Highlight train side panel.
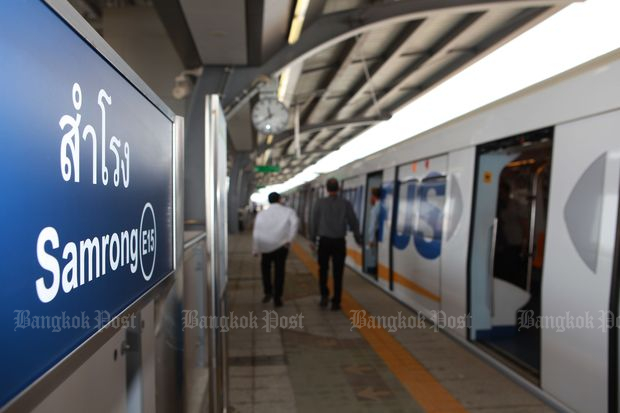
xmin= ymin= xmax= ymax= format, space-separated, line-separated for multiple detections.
xmin=391 ymin=155 xmax=448 ymax=314
xmin=541 ymin=109 xmax=620 ymax=413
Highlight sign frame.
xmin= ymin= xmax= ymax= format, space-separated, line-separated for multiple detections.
xmin=1 ymin=1 xmax=182 ymax=411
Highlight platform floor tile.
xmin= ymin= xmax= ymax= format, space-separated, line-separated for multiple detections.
xmin=227 ymin=234 xmax=555 ymax=413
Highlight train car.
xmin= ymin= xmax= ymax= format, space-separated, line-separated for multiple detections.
xmin=292 ymin=48 xmax=620 ymax=412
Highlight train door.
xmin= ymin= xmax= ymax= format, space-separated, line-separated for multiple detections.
xmin=342 ymin=177 xmax=366 ymax=272
xmin=363 ymin=172 xmax=383 ymax=277
xmin=541 ymin=110 xmax=620 ymax=413
xmin=303 ymin=187 xmax=314 ymax=237
xmin=381 ymin=168 xmax=397 ymax=291
xmin=392 ymin=156 xmax=447 ymax=314
xmin=469 ymin=128 xmax=553 ymax=378
xmin=613 ymin=201 xmax=620 ymax=413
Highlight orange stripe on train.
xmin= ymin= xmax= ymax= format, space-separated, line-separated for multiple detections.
xmin=346 ymin=248 xmax=440 ymax=302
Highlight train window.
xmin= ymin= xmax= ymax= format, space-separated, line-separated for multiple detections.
xmin=413 ymin=175 xmax=446 ymax=259
xmin=393 ymin=179 xmax=417 ymax=250
xmin=393 ymin=174 xmax=446 ymax=255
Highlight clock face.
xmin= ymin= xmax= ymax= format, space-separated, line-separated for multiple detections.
xmin=251 ymin=98 xmax=289 ymax=134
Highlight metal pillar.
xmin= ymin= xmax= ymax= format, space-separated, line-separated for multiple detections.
xmin=204 ymin=95 xmax=228 ymax=413
xmin=227 ymin=152 xmax=251 ymax=234
xmin=240 ymin=170 xmax=255 ymax=207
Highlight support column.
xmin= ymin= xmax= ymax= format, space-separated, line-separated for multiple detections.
xmin=204 ymin=95 xmax=228 ymax=413
xmin=227 ymin=152 xmax=251 ymax=234
xmin=184 ymin=69 xmax=228 ymax=225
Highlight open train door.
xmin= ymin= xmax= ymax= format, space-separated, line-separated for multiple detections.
xmin=469 ymin=129 xmax=553 ymax=379
xmin=363 ymin=172 xmax=383 ymax=277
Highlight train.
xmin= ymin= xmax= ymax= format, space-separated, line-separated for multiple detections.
xmin=287 ymin=48 xmax=620 ymax=412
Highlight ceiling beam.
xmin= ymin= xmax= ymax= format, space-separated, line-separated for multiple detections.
xmin=301 ymin=37 xmax=367 ymax=125
xmin=359 ymin=6 xmax=554 ymax=117
xmin=315 ymin=11 xmax=483 ymax=150
xmin=211 ymin=0 xmax=574 ymax=112
xmin=188 ymin=0 xmax=573 ymax=189
xmin=299 ymin=55 xmax=384 ymax=76
xmin=301 ymin=19 xmax=425 ymax=154
xmin=282 ymin=37 xmax=364 ymax=156
xmin=256 ymin=114 xmax=391 ymax=155
xmin=69 ymin=0 xmax=101 ymax=21
xmin=316 ymin=5 xmax=559 ymax=155
xmin=245 ymin=0 xmax=264 ymax=66
xmin=310 ymin=125 xmax=362 ymax=153
xmin=305 ymin=0 xmax=327 ymax=26
xmin=318 ymin=19 xmax=425 ymax=124
xmin=152 ymin=0 xmax=201 ymax=68
xmin=279 ymin=148 xmax=334 ymax=161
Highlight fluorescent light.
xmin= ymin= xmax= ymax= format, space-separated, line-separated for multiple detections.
xmin=255 ymin=0 xmax=620 ymax=198
xmin=280 ymin=0 xmax=310 ymax=101
xmin=288 ymin=0 xmax=311 ymax=44
xmin=277 ymin=67 xmax=291 ymax=101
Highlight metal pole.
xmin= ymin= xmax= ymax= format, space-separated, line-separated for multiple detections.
xmin=294 ymin=104 xmax=301 ymax=159
xmin=526 ymin=165 xmax=544 ymax=292
xmin=204 ymin=96 xmax=219 ymax=413
xmin=173 ymin=116 xmax=185 ymax=413
xmin=174 ymin=116 xmax=185 ymax=275
xmin=215 ymin=98 xmax=229 ymax=413
xmin=204 ymin=95 xmax=228 ymax=413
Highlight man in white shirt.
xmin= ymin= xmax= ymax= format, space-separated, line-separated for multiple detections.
xmin=252 ymin=192 xmax=299 ymax=307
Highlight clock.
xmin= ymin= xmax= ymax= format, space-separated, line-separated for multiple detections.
xmin=251 ymin=98 xmax=289 ymax=134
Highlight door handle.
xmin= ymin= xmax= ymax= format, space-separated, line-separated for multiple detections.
xmin=488 ymin=218 xmax=498 ymax=317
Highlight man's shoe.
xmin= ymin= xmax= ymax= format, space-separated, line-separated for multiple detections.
xmin=331 ymin=303 xmax=341 ymax=311
xmin=319 ymin=296 xmax=329 ymax=308
xmin=262 ymin=294 xmax=272 ymax=303
xmin=274 ymin=299 xmax=283 ymax=308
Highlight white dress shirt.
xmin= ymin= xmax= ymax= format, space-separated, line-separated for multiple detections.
xmin=252 ymin=203 xmax=299 ymax=254
xmin=367 ymin=202 xmax=382 ymax=243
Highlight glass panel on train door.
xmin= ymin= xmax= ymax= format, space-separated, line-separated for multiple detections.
xmin=469 ymin=128 xmax=553 ymax=379
xmin=363 ymin=172 xmax=383 ymax=277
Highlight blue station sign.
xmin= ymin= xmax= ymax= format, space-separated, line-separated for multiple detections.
xmin=0 ymin=1 xmax=175 ymax=405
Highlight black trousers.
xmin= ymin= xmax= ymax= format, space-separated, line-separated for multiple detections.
xmin=318 ymin=237 xmax=346 ymax=305
xmin=261 ymin=246 xmax=289 ymax=300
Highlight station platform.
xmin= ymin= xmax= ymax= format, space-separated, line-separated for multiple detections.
xmin=227 ymin=234 xmax=554 ymax=413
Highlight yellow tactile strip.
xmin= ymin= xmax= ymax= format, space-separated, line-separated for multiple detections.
xmin=292 ymin=242 xmax=468 ymax=413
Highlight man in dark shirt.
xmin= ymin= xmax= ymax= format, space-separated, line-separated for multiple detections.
xmin=309 ymin=178 xmax=362 ymax=310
